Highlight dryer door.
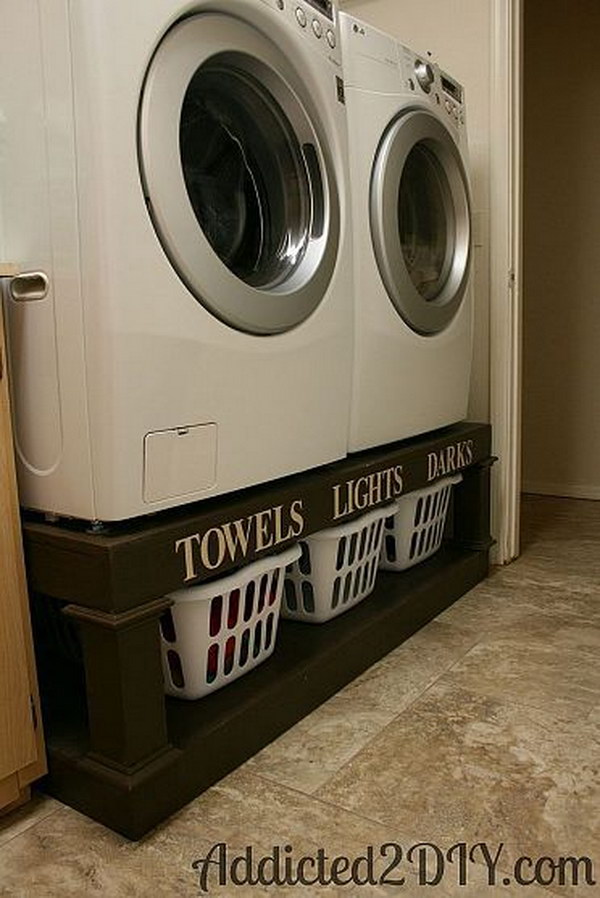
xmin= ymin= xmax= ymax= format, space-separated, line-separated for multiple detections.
xmin=370 ymin=109 xmax=471 ymax=335
xmin=139 ymin=13 xmax=339 ymax=335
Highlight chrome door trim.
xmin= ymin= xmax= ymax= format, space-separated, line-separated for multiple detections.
xmin=370 ymin=109 xmax=471 ymax=335
xmin=138 ymin=12 xmax=339 ymax=335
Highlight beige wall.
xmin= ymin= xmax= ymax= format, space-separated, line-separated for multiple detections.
xmin=341 ymin=0 xmax=493 ymax=422
xmin=522 ymin=0 xmax=600 ymax=498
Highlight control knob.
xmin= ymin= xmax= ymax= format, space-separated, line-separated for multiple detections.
xmin=414 ymin=59 xmax=434 ymax=93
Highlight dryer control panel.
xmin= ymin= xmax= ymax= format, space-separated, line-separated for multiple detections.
xmin=399 ymin=45 xmax=466 ymax=130
xmin=439 ymin=69 xmax=465 ymax=126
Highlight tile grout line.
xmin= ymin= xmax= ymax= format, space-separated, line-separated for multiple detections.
xmin=306 ymin=629 xmax=486 ymax=784
xmin=0 ymin=805 xmax=64 ymax=851
xmin=246 ymin=627 xmax=484 ymax=804
xmin=246 ymin=628 xmax=598 ymax=817
xmin=225 ymin=771 xmax=570 ymax=897
xmin=244 ymin=767 xmax=401 ymax=834
xmin=434 ymin=680 xmax=600 ymax=722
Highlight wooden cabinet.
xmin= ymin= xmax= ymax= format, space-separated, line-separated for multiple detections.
xmin=0 ymin=302 xmax=45 ymax=814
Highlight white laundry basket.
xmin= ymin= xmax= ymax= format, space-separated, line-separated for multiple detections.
xmin=160 ymin=544 xmax=301 ymax=700
xmin=282 ymin=504 xmax=395 ymax=624
xmin=380 ymin=475 xmax=462 ymax=571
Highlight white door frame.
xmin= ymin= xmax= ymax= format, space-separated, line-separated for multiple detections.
xmin=489 ymin=0 xmax=522 ymax=564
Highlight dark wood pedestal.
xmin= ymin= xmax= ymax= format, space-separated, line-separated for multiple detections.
xmin=25 ymin=422 xmax=493 ymax=839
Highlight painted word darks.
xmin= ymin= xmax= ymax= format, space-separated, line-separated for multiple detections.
xmin=427 ymin=439 xmax=474 ymax=482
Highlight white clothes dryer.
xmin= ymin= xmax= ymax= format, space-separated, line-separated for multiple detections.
xmin=0 ymin=0 xmax=352 ymax=522
xmin=340 ymin=13 xmax=473 ymax=452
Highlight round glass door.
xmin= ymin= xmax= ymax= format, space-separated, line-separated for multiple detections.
xmin=139 ymin=14 xmax=339 ymax=335
xmin=180 ymin=64 xmax=311 ymax=290
xmin=398 ymin=143 xmax=454 ymax=301
xmin=371 ymin=109 xmax=471 ymax=335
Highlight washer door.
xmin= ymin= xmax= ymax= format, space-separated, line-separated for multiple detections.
xmin=370 ymin=109 xmax=471 ymax=335
xmin=139 ymin=13 xmax=338 ymax=334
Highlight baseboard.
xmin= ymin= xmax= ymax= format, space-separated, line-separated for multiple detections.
xmin=0 ymin=774 xmax=30 ymax=816
xmin=522 ymin=482 xmax=600 ymax=501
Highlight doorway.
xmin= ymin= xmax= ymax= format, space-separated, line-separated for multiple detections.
xmin=522 ymin=0 xmax=600 ymax=503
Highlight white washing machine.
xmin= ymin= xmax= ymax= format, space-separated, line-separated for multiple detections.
xmin=340 ymin=13 xmax=473 ymax=452
xmin=0 ymin=0 xmax=352 ymax=523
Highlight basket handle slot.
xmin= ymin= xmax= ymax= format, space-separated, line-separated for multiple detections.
xmin=265 ymin=612 xmax=275 ymax=650
xmin=284 ymin=579 xmax=297 ymax=612
xmin=331 ymin=577 xmax=341 ymax=610
xmin=239 ymin=629 xmax=251 ymax=667
xmin=167 ymin=650 xmax=185 ymax=689
xmin=227 ymin=590 xmax=240 ymax=629
xmin=209 ymin=596 xmax=223 ymax=637
xmin=336 ymin=537 xmax=346 ymax=570
xmin=244 ymin=581 xmax=255 ymax=622
xmin=258 ymin=574 xmax=269 ymax=612
xmin=223 ymin=636 xmax=236 ymax=675
xmin=206 ymin=643 xmax=219 ymax=683
xmin=253 ymin=620 xmax=263 ymax=659
xmin=160 ymin=609 xmax=177 ymax=643
xmin=302 ymin=581 xmax=315 ymax=613
xmin=268 ymin=570 xmax=280 ymax=606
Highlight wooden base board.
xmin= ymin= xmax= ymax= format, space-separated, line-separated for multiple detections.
xmin=40 ymin=545 xmax=489 ymax=839
xmin=0 ymin=779 xmax=30 ymax=817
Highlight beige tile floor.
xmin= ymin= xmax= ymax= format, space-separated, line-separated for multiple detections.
xmin=1 ymin=495 xmax=598 ymax=897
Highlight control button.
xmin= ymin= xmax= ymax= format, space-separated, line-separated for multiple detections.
xmin=295 ymin=7 xmax=306 ymax=27
xmin=445 ymin=99 xmax=452 ymax=113
xmin=312 ymin=18 xmax=323 ymax=38
xmin=276 ymin=0 xmax=284 ymax=8
xmin=326 ymin=28 xmax=336 ymax=48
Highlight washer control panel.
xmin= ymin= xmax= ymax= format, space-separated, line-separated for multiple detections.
xmin=305 ymin=0 xmax=334 ymax=20
xmin=274 ymin=0 xmax=340 ymax=64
